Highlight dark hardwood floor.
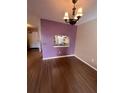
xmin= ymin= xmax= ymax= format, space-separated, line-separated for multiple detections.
xmin=27 ymin=50 xmax=97 ymax=93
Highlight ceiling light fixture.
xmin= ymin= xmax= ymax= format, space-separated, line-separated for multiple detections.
xmin=63 ymin=0 xmax=83 ymax=25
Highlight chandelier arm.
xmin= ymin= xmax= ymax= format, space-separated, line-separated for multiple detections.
xmin=64 ymin=19 xmax=69 ymax=23
xmin=72 ymin=5 xmax=76 ymax=16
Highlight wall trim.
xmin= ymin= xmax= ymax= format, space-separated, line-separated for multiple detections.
xmin=43 ymin=54 xmax=75 ymax=60
xmin=76 ymin=18 xmax=97 ymax=26
xmin=74 ymin=55 xmax=97 ymax=71
xmin=42 ymin=54 xmax=97 ymax=71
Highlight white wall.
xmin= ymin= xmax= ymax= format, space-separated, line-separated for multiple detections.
xmin=75 ymin=19 xmax=97 ymax=69
xmin=27 ymin=14 xmax=42 ymax=51
xmin=27 ymin=32 xmax=40 ymax=48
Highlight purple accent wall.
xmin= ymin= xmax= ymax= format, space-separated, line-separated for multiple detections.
xmin=41 ymin=19 xmax=77 ymax=58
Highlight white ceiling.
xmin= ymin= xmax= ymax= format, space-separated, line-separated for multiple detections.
xmin=27 ymin=0 xmax=97 ymax=25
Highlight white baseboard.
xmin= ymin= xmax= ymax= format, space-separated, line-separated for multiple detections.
xmin=74 ymin=55 xmax=97 ymax=71
xmin=43 ymin=54 xmax=75 ymax=60
xmin=42 ymin=54 xmax=97 ymax=71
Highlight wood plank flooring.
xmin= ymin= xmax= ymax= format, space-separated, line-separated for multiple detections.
xmin=27 ymin=50 xmax=97 ymax=93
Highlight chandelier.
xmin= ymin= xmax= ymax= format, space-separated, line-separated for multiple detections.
xmin=63 ymin=0 xmax=83 ymax=25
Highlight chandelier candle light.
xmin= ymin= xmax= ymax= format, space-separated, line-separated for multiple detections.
xmin=63 ymin=0 xmax=83 ymax=25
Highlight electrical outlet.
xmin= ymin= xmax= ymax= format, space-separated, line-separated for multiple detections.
xmin=91 ymin=58 xmax=94 ymax=62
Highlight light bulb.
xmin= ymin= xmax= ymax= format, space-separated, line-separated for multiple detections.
xmin=63 ymin=12 xmax=69 ymax=19
xmin=77 ymin=8 xmax=83 ymax=17
xmin=78 ymin=8 xmax=82 ymax=13
xmin=27 ymin=24 xmax=33 ymax=28
xmin=74 ymin=16 xmax=78 ymax=19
